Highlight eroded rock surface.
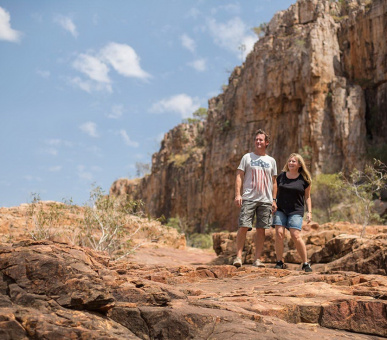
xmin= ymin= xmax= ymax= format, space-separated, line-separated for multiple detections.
xmin=213 ymin=222 xmax=387 ymax=275
xmin=1 ymin=239 xmax=386 ymax=339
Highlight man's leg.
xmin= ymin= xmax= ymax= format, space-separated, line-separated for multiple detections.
xmin=253 ymin=202 xmax=272 ymax=262
xmin=234 ymin=200 xmax=254 ymax=267
xmin=236 ymin=227 xmax=249 ymax=259
xmin=254 ymin=228 xmax=266 ymax=260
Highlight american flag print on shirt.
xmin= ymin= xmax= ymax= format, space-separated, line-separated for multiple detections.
xmin=251 ymin=159 xmax=271 ymax=194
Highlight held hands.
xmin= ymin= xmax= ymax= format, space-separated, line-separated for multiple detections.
xmin=234 ymin=195 xmax=242 ymax=207
xmin=272 ymin=201 xmax=277 ymax=213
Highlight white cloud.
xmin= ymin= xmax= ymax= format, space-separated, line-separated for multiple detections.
xmin=207 ymin=17 xmax=257 ymax=59
xmin=188 ymin=58 xmax=207 ymax=72
xmin=36 ymin=69 xmax=50 ymax=79
xmin=119 ymin=130 xmax=139 ymax=147
xmin=77 ymin=165 xmax=93 ymax=181
xmin=46 ymin=139 xmax=73 ymax=147
xmin=40 ymin=139 xmax=73 ymax=157
xmin=72 ymin=54 xmax=110 ymax=83
xmin=210 ymin=4 xmax=241 ymax=15
xmin=0 ymin=6 xmax=22 ymax=42
xmin=0 ymin=179 xmax=11 ymax=187
xmin=92 ymin=14 xmax=99 ymax=25
xmin=107 ymin=104 xmax=123 ymax=119
xmin=100 ymin=42 xmax=150 ymax=79
xmin=150 ymin=94 xmax=201 ymax=118
xmin=69 ymin=76 xmax=112 ymax=93
xmin=71 ymin=42 xmax=149 ymax=93
xmin=180 ymin=34 xmax=196 ymax=53
xmin=48 ymin=166 xmax=62 ymax=172
xmin=86 ymin=146 xmax=103 ymax=157
xmin=242 ymin=35 xmax=257 ymax=57
xmin=79 ymin=121 xmax=99 ymax=138
xmin=42 ymin=147 xmax=58 ymax=156
xmin=187 ymin=8 xmax=200 ymax=19
xmin=23 ymin=175 xmax=42 ymax=182
xmin=91 ymin=165 xmax=102 ymax=172
xmin=54 ymin=15 xmax=78 ymax=38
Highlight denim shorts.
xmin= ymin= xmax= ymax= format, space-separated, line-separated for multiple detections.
xmin=273 ymin=210 xmax=303 ymax=230
xmin=238 ymin=200 xmax=272 ymax=230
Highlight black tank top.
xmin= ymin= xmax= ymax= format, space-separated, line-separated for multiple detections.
xmin=276 ymin=172 xmax=309 ymax=216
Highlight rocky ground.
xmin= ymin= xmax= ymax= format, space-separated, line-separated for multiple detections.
xmin=0 ymin=204 xmax=386 ymax=339
xmin=0 ymin=240 xmax=386 ymax=339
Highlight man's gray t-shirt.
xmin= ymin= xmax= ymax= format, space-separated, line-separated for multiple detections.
xmin=237 ymin=153 xmax=277 ymax=203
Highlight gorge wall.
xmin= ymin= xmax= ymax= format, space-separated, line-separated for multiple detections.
xmin=110 ymin=0 xmax=387 ymax=232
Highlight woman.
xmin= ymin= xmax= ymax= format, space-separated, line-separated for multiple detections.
xmin=272 ymin=153 xmax=312 ymax=272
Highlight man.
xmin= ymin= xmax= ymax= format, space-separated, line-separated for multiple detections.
xmin=233 ymin=129 xmax=277 ymax=268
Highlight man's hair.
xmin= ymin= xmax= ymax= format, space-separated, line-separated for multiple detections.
xmin=254 ymin=129 xmax=270 ymax=143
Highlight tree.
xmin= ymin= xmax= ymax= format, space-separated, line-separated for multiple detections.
xmin=238 ymin=44 xmax=246 ymax=60
xmin=340 ymin=160 xmax=387 ymax=237
xmin=135 ymin=162 xmax=151 ymax=177
xmin=192 ymin=108 xmax=208 ymax=121
xmin=252 ymin=23 xmax=268 ymax=38
xmin=312 ymin=174 xmax=343 ymax=223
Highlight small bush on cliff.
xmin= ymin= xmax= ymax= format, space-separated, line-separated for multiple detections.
xmin=252 ymin=22 xmax=267 ymax=38
xmin=339 ymin=159 xmax=387 ymax=236
xmin=26 ymin=185 xmax=146 ymax=257
xmin=193 ymin=107 xmax=208 ymax=121
xmin=168 ymin=153 xmax=190 ymax=168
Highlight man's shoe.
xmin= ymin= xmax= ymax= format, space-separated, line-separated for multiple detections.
xmin=233 ymin=257 xmax=242 ymax=268
xmin=252 ymin=259 xmax=266 ymax=268
xmin=302 ymin=262 xmax=313 ymax=272
xmin=274 ymin=260 xmax=285 ymax=269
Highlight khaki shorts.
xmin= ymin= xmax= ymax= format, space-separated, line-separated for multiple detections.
xmin=238 ymin=200 xmax=272 ymax=230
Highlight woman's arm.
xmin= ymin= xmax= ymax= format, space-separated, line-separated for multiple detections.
xmin=305 ymin=184 xmax=312 ymax=223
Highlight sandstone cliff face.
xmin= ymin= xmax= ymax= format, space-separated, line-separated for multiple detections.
xmin=111 ymin=0 xmax=387 ymax=231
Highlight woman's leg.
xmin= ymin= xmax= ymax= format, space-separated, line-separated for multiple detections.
xmin=275 ymin=225 xmax=286 ymax=261
xmin=289 ymin=228 xmax=307 ymax=263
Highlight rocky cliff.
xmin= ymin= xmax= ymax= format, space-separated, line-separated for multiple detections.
xmin=110 ymin=0 xmax=387 ymax=231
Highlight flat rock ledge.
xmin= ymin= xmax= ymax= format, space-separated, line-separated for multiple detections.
xmin=0 ymin=240 xmax=386 ymax=339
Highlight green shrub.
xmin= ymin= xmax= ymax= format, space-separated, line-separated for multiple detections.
xmin=166 ymin=217 xmax=214 ymax=249
xmin=311 ymin=173 xmax=344 ymax=223
xmin=189 ymin=233 xmax=213 ymax=249
xmin=27 ymin=194 xmax=67 ymax=241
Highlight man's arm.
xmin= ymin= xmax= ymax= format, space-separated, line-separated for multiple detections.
xmin=234 ymin=169 xmax=244 ymax=207
xmin=272 ymin=175 xmax=277 ymax=212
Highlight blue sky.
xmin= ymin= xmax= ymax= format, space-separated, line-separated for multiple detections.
xmin=0 ymin=0 xmax=294 ymax=207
